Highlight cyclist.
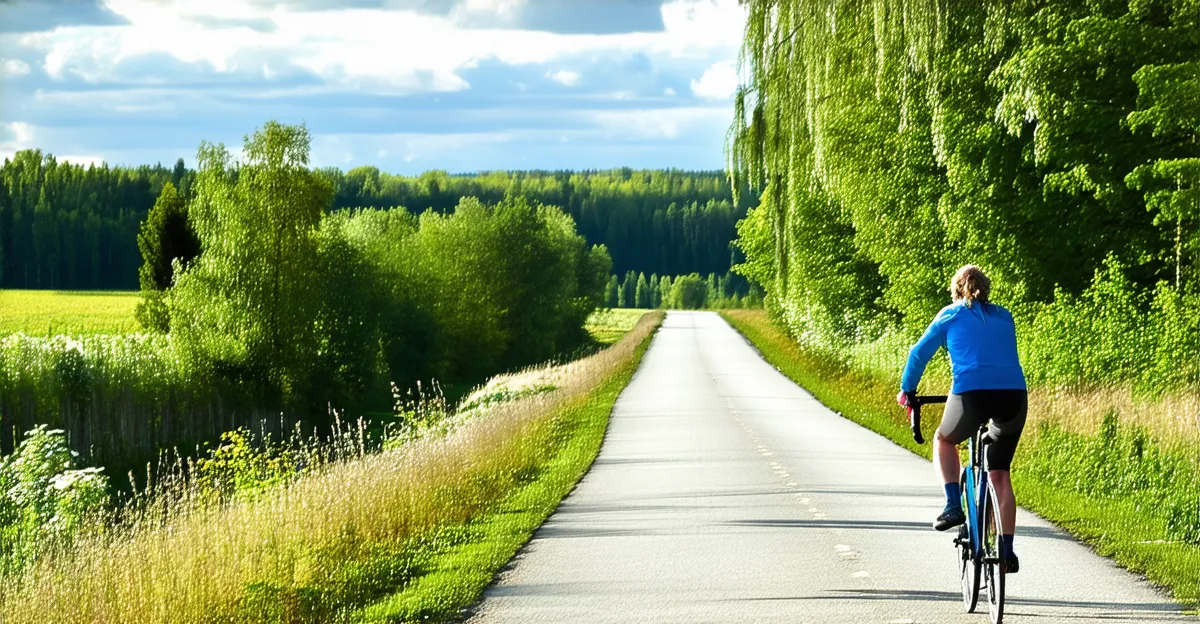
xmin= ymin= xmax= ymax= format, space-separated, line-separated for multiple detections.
xmin=896 ymin=265 xmax=1026 ymax=573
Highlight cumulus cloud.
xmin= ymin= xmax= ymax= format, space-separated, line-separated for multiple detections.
xmin=0 ymin=121 xmax=36 ymax=161
xmin=16 ymin=0 xmax=742 ymax=93
xmin=690 ymin=59 xmax=736 ymax=100
xmin=3 ymin=0 xmax=746 ymax=170
xmin=1 ymin=59 xmax=31 ymax=76
xmin=545 ymin=70 xmax=580 ymax=86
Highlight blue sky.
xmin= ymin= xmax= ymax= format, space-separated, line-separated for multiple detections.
xmin=0 ymin=0 xmax=744 ymax=173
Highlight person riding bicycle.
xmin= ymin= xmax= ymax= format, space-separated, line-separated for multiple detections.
xmin=896 ymin=265 xmax=1027 ymax=573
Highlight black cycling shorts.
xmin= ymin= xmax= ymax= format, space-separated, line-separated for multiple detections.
xmin=937 ymin=389 xmax=1027 ymax=471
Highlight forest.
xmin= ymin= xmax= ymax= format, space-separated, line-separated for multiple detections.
xmin=729 ymin=0 xmax=1200 ymax=395
xmin=0 ymin=156 xmax=754 ymax=290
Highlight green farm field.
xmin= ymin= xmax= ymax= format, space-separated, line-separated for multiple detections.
xmin=0 ymin=290 xmax=140 ymax=336
xmin=0 ymin=291 xmax=644 ymax=346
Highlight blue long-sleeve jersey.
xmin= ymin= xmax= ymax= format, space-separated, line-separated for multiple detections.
xmin=900 ymin=301 xmax=1027 ymax=394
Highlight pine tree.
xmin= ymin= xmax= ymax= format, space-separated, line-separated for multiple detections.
xmin=136 ymin=182 xmax=200 ymax=332
xmin=605 ymin=274 xmax=619 ymax=308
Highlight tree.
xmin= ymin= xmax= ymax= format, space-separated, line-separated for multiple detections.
xmin=171 ymin=121 xmax=332 ymax=406
xmin=31 ymin=188 xmax=57 ymax=288
xmin=669 ymin=273 xmax=707 ymax=310
xmin=135 ymin=182 xmax=200 ymax=332
xmin=1126 ymin=61 xmax=1200 ymax=292
xmin=635 ymin=272 xmax=650 ymax=308
xmin=605 ymin=274 xmax=619 ymax=308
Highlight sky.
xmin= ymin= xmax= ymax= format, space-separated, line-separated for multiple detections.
xmin=0 ymin=0 xmax=745 ymax=174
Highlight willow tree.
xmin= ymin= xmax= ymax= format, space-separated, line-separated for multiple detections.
xmin=728 ymin=0 xmax=1197 ymax=357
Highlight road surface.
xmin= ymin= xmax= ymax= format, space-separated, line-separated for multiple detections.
xmin=469 ymin=311 xmax=1193 ymax=623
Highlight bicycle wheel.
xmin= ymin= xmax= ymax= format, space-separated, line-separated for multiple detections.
xmin=958 ymin=473 xmax=980 ymax=612
xmin=984 ymin=482 xmax=1005 ymax=624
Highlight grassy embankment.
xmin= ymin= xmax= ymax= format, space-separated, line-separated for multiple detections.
xmin=722 ymin=309 xmax=1200 ymax=612
xmin=0 ymin=289 xmax=139 ymax=335
xmin=0 ymin=310 xmax=663 ymax=623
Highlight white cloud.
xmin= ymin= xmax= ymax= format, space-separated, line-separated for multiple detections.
xmin=15 ymin=0 xmax=744 ymax=95
xmin=2 ymin=59 xmax=31 ymax=76
xmin=546 ymin=70 xmax=580 ymax=87
xmin=690 ymin=59 xmax=736 ymax=100
xmin=664 ymin=87 xmax=677 ymax=96
xmin=451 ymin=0 xmax=527 ymax=25
xmin=0 ymin=121 xmax=35 ymax=162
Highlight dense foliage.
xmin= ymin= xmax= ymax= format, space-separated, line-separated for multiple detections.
xmin=0 ymin=123 xmax=610 ymax=466
xmin=729 ymin=0 xmax=1200 ymax=395
xmin=0 ymin=154 xmax=754 ymax=288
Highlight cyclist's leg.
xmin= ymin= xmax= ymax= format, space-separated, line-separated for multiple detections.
xmin=984 ymin=390 xmax=1027 ymax=567
xmin=933 ymin=394 xmax=977 ymax=529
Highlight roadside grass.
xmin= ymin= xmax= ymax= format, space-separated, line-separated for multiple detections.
xmin=0 ymin=311 xmax=663 ymax=624
xmin=0 ymin=289 xmax=139 ymax=335
xmin=721 ymin=309 xmax=1200 ymax=613
xmin=585 ymin=308 xmax=651 ymax=345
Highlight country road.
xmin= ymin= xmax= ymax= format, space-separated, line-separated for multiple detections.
xmin=468 ymin=311 xmax=1193 ymax=624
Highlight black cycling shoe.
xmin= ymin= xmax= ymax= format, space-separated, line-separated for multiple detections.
xmin=1002 ymin=555 xmax=1020 ymax=574
xmin=934 ymin=507 xmax=966 ymax=531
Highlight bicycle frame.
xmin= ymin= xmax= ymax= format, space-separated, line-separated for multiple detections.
xmin=962 ymin=426 xmax=990 ymax=560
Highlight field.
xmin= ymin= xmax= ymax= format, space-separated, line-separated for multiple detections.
xmin=721 ymin=309 xmax=1200 ymax=611
xmin=0 ymin=290 xmax=139 ymax=335
xmin=0 ymin=292 xmax=646 ymax=346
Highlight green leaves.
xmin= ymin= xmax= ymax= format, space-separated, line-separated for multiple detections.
xmin=731 ymin=0 xmax=1200 ymax=391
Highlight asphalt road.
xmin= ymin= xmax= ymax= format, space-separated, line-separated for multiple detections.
xmin=468 ymin=311 xmax=1193 ymax=624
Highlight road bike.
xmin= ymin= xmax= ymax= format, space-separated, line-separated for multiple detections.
xmin=907 ymin=394 xmax=1007 ymax=624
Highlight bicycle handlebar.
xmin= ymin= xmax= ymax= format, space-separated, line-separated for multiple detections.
xmin=906 ymin=395 xmax=947 ymax=445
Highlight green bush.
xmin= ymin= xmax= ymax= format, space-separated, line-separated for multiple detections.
xmin=0 ymin=425 xmax=108 ymax=575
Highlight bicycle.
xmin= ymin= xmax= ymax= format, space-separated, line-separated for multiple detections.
xmin=906 ymin=394 xmax=1006 ymax=624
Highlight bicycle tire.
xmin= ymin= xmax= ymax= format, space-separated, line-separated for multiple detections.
xmin=959 ymin=472 xmax=980 ymax=612
xmin=984 ymin=481 xmax=1006 ymax=624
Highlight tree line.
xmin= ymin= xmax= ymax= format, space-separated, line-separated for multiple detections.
xmin=605 ymin=270 xmax=763 ymax=310
xmin=0 ymin=153 xmax=191 ymax=289
xmin=0 ymin=156 xmax=755 ymax=290
xmin=729 ymin=0 xmax=1200 ymax=394
xmin=0 ymin=123 xmax=609 ymax=466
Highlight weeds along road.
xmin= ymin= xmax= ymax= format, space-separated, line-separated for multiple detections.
xmin=468 ymin=311 xmax=1194 ymax=624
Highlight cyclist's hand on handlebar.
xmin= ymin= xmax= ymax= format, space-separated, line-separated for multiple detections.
xmin=896 ymin=390 xmax=910 ymax=408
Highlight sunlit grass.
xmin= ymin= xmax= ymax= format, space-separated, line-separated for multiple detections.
xmin=0 ymin=310 xmax=662 ymax=624
xmin=585 ymin=308 xmax=650 ymax=345
xmin=0 ymin=289 xmax=139 ymax=336
xmin=722 ymin=309 xmax=1200 ymax=611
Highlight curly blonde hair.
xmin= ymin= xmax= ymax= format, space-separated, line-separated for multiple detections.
xmin=951 ymin=265 xmax=991 ymax=308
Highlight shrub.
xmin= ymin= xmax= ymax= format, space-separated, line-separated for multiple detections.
xmin=0 ymin=425 xmax=108 ymax=575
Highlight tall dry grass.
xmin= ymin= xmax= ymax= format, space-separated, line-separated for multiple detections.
xmin=0 ymin=312 xmax=662 ymax=624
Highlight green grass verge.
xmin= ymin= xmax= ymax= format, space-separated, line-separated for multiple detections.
xmin=0 ymin=289 xmax=139 ymax=335
xmin=721 ymin=309 xmax=1200 ymax=613
xmin=584 ymin=308 xmax=652 ymax=345
xmin=351 ymin=312 xmax=661 ymax=623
